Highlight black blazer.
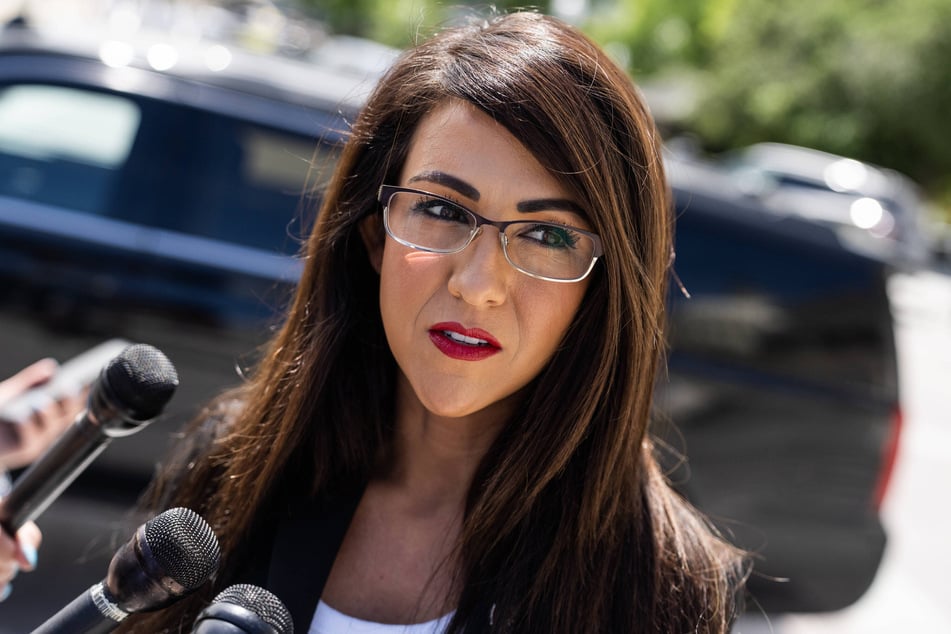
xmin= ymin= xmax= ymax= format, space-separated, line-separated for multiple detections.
xmin=241 ymin=482 xmax=495 ymax=633
xmin=240 ymin=482 xmax=364 ymax=632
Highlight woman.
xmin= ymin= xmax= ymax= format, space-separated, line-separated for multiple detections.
xmin=124 ymin=11 xmax=748 ymax=633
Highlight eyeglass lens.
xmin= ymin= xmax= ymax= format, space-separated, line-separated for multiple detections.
xmin=383 ymin=190 xmax=598 ymax=281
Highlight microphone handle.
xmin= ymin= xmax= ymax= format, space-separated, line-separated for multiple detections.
xmin=31 ymin=583 xmax=124 ymax=634
xmin=0 ymin=414 xmax=110 ymax=533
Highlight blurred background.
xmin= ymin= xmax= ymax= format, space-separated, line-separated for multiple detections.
xmin=0 ymin=0 xmax=948 ymax=632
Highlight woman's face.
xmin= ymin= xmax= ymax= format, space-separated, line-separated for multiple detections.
xmin=373 ymin=99 xmax=592 ymax=420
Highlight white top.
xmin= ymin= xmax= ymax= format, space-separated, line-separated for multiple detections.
xmin=309 ymin=600 xmax=454 ymax=634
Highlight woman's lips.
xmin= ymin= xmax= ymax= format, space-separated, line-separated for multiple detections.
xmin=429 ymin=322 xmax=501 ymax=361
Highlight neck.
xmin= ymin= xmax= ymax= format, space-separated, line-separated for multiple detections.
xmin=381 ymin=373 xmax=512 ymax=511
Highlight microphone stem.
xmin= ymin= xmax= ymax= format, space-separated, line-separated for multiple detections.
xmin=30 ymin=584 xmax=124 ymax=634
xmin=0 ymin=416 xmax=110 ymax=533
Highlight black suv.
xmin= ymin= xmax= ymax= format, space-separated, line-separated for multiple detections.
xmin=0 ymin=19 xmax=900 ymax=630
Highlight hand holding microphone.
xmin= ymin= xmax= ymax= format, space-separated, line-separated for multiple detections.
xmin=0 ymin=358 xmax=85 ymax=472
xmin=0 ymin=339 xmax=133 ymax=471
xmin=0 ymin=343 xmax=179 ymax=534
xmin=32 ymin=506 xmax=221 ymax=633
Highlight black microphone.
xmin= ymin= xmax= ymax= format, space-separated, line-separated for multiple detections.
xmin=191 ymin=584 xmax=294 ymax=634
xmin=0 ymin=343 xmax=178 ymax=533
xmin=32 ymin=506 xmax=221 ymax=633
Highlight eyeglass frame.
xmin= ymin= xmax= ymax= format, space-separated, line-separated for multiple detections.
xmin=377 ymin=184 xmax=604 ymax=283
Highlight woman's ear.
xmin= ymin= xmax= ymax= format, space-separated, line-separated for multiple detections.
xmin=359 ymin=214 xmax=385 ymax=274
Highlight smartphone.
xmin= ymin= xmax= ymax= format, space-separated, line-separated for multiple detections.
xmin=0 ymin=338 xmax=132 ymax=426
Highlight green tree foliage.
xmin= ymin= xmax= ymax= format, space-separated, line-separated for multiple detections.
xmin=584 ymin=0 xmax=731 ymax=75
xmin=685 ymin=0 xmax=951 ymax=203
xmin=296 ymin=0 xmax=551 ymax=48
xmin=295 ymin=0 xmax=950 ymax=210
xmin=301 ymin=0 xmax=376 ymax=37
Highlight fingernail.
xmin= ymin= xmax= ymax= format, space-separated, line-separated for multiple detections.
xmin=22 ymin=543 xmax=37 ymax=569
xmin=0 ymin=583 xmax=11 ymax=602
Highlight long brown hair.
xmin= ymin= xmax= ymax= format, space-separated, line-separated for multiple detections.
xmin=126 ymin=11 xmax=747 ymax=633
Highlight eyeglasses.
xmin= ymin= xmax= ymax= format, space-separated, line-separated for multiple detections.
xmin=378 ymin=185 xmax=603 ymax=283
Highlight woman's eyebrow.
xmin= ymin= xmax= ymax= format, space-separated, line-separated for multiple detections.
xmin=517 ymin=198 xmax=587 ymax=216
xmin=407 ymin=171 xmax=586 ymax=217
xmin=407 ymin=171 xmax=480 ymax=201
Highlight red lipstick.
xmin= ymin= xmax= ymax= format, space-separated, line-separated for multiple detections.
xmin=429 ymin=322 xmax=501 ymax=361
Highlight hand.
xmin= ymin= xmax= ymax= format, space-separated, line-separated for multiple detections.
xmin=0 ymin=521 xmax=40 ymax=602
xmin=0 ymin=359 xmax=87 ymax=470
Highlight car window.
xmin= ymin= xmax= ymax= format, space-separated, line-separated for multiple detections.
xmin=118 ymin=102 xmax=338 ymax=257
xmin=0 ymin=79 xmax=341 ymax=258
xmin=177 ymin=119 xmax=332 ymax=254
xmin=0 ymin=84 xmax=140 ymax=214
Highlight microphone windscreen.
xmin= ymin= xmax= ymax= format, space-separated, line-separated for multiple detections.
xmin=209 ymin=584 xmax=294 ymax=634
xmin=105 ymin=344 xmax=179 ymax=420
xmin=145 ymin=507 xmax=221 ymax=592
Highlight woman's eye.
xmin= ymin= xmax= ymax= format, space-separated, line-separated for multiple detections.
xmin=413 ymin=198 xmax=470 ymax=223
xmin=521 ymin=224 xmax=579 ymax=249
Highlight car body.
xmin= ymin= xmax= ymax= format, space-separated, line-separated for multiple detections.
xmin=719 ymin=142 xmax=933 ymax=267
xmin=0 ymin=19 xmax=900 ymax=629
xmin=663 ymin=155 xmax=900 ymax=613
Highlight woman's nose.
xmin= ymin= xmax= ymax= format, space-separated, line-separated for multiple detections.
xmin=447 ymin=229 xmax=511 ymax=306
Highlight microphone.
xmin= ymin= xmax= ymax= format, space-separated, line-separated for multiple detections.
xmin=32 ymin=506 xmax=220 ymax=633
xmin=0 ymin=343 xmax=178 ymax=533
xmin=191 ymin=584 xmax=294 ymax=634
